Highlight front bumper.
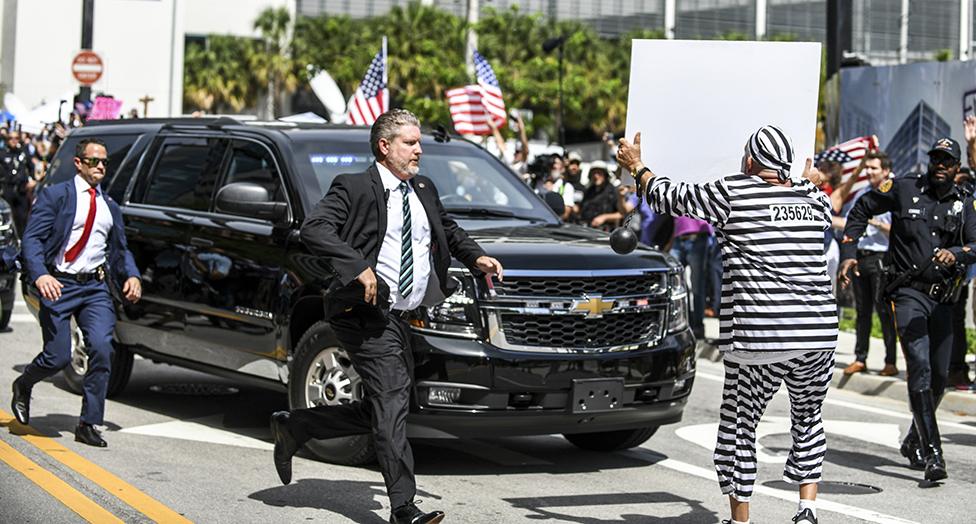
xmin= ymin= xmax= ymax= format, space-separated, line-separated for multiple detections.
xmin=405 ymin=328 xmax=697 ymax=438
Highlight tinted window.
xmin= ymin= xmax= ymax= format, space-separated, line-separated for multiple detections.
xmin=106 ymin=135 xmax=148 ymax=202
xmin=141 ymin=138 xmax=226 ymax=211
xmin=46 ymin=134 xmax=141 ymax=187
xmin=294 ymin=140 xmax=556 ymax=223
xmin=221 ymin=140 xmax=284 ymax=203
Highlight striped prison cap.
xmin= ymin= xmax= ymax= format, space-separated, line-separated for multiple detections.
xmin=748 ymin=125 xmax=794 ymax=182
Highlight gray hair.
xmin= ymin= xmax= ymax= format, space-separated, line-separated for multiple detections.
xmin=370 ymin=108 xmax=421 ymax=158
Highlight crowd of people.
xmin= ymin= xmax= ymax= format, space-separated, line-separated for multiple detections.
xmin=489 ymin=119 xmax=976 ymax=393
xmin=0 ymin=118 xmax=80 ymax=236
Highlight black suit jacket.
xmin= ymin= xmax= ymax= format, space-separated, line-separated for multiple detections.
xmin=301 ymin=163 xmax=486 ymax=320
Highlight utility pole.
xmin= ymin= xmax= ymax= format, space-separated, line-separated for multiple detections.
xmin=139 ymin=95 xmax=155 ymax=118
xmin=79 ymin=0 xmax=94 ymax=104
xmin=826 ymin=0 xmax=853 ymax=79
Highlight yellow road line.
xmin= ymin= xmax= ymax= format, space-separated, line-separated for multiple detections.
xmin=1 ymin=411 xmax=192 ymax=524
xmin=0 ymin=436 xmax=124 ymax=523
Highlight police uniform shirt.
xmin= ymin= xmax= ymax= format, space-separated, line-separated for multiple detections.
xmin=645 ymin=173 xmax=838 ymax=359
xmin=55 ymin=175 xmax=114 ymax=274
xmin=842 ymin=174 xmax=976 ymax=282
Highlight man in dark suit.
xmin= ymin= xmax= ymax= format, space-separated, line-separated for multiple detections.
xmin=10 ymin=137 xmax=141 ymax=447
xmin=270 ymin=109 xmax=503 ymax=524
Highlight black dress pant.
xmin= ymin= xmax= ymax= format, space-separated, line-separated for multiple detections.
xmin=852 ymin=251 xmax=897 ymax=365
xmin=288 ymin=313 xmax=416 ymax=509
xmin=890 ymin=287 xmax=952 ymax=393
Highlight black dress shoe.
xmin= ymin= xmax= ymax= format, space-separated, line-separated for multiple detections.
xmin=11 ymin=376 xmax=31 ymax=425
xmin=75 ymin=423 xmax=107 ymax=447
xmin=390 ymin=502 xmax=444 ymax=524
xmin=270 ymin=411 xmax=301 ymax=485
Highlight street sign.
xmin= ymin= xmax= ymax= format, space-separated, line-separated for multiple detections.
xmin=71 ymin=50 xmax=103 ymax=85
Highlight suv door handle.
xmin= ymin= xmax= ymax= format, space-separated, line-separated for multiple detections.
xmin=190 ymin=237 xmax=214 ymax=248
xmin=124 ymin=226 xmax=139 ymax=236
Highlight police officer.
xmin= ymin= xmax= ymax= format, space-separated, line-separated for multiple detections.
xmin=0 ymin=130 xmax=35 ymax=237
xmin=839 ymin=137 xmax=976 ymax=483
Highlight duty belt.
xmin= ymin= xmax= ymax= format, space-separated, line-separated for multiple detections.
xmin=907 ymin=280 xmax=948 ymax=298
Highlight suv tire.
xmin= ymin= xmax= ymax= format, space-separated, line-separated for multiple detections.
xmin=289 ymin=320 xmax=376 ymax=466
xmin=563 ymin=426 xmax=659 ymax=452
xmin=62 ymin=321 xmax=134 ymax=398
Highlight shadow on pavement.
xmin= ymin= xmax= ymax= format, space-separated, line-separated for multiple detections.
xmin=249 ymin=478 xmax=440 ymax=523
xmin=503 ymin=491 xmax=718 ymax=523
xmin=411 ymin=435 xmax=668 ymax=476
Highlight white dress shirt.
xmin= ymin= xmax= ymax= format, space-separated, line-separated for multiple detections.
xmin=375 ymin=163 xmax=432 ymax=311
xmin=56 ymin=175 xmax=114 ymax=274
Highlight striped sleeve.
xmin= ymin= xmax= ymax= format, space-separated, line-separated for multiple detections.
xmin=793 ymin=179 xmax=832 ymax=231
xmin=645 ymin=175 xmax=732 ymax=228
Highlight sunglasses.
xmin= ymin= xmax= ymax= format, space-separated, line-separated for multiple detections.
xmin=78 ymin=156 xmax=109 ymax=167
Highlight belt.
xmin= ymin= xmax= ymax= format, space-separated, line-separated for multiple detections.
xmin=908 ymin=280 xmax=946 ymax=297
xmin=856 ymin=250 xmax=884 ymax=258
xmin=50 ymin=267 xmax=105 ymax=283
xmin=392 ymin=308 xmax=421 ymax=321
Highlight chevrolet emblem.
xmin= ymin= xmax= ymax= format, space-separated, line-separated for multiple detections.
xmin=571 ymin=296 xmax=616 ymax=318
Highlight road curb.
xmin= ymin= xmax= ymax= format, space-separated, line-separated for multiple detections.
xmin=695 ymin=342 xmax=976 ymax=416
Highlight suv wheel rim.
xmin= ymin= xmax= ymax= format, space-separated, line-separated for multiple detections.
xmin=70 ymin=321 xmax=88 ymax=376
xmin=305 ymin=347 xmax=360 ymax=408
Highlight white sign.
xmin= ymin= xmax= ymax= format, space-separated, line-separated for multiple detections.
xmin=624 ymin=40 xmax=822 ymax=183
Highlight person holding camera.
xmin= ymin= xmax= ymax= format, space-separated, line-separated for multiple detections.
xmin=839 ymin=136 xmax=976 ymax=483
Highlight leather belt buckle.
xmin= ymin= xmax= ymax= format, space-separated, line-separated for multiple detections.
xmin=96 ymin=266 xmax=105 ymax=282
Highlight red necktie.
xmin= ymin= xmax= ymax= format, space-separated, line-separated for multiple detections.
xmin=64 ymin=188 xmax=97 ymax=263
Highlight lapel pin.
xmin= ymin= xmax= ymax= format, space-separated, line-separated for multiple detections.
xmin=418 ymin=182 xmax=425 ymax=188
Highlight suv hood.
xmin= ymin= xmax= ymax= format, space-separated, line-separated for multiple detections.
xmin=460 ymin=222 xmax=673 ymax=271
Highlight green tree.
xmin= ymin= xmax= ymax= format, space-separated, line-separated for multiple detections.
xmin=253 ymin=7 xmax=298 ymax=118
xmin=183 ymin=35 xmax=257 ymax=114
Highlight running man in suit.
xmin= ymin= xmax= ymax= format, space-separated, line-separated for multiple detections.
xmin=11 ymin=137 xmax=141 ymax=447
xmin=270 ymin=109 xmax=503 ymax=524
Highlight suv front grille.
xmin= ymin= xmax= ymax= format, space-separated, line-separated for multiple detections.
xmin=500 ymin=311 xmax=665 ymax=349
xmin=493 ymin=275 xmax=665 ymax=297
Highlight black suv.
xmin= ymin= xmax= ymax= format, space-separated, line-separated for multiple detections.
xmin=26 ymin=118 xmax=696 ymax=464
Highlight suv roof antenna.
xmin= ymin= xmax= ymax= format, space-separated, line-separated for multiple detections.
xmin=432 ymin=124 xmax=451 ymax=143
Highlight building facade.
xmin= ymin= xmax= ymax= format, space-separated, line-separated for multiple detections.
xmin=0 ymin=0 xmax=295 ymax=119
xmin=297 ymin=0 xmax=974 ymax=65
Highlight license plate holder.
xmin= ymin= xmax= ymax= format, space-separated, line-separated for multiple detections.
xmin=571 ymin=378 xmax=624 ymax=414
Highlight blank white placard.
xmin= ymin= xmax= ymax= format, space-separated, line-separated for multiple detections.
xmin=624 ymin=39 xmax=821 ymax=184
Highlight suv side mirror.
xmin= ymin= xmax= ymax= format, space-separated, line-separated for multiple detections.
xmin=215 ymin=182 xmax=288 ymax=222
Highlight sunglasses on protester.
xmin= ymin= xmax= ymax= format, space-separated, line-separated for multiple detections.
xmin=77 ymin=156 xmax=109 ymax=167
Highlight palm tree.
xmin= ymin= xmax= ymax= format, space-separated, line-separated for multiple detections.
xmin=184 ymin=35 xmax=256 ymax=114
xmin=253 ymin=7 xmax=297 ymax=118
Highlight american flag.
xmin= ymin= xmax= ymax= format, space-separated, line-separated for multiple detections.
xmin=447 ymin=50 xmax=506 ymax=135
xmin=345 ymin=43 xmax=388 ymax=126
xmin=815 ymin=135 xmax=880 ymax=204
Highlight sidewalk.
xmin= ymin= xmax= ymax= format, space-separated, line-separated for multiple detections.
xmin=697 ymin=317 xmax=976 ymax=416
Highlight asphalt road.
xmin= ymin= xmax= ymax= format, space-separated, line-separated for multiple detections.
xmin=1 ymin=296 xmax=974 ymax=523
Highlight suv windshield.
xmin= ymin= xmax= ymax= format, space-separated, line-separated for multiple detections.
xmin=293 ymin=138 xmax=558 ymax=224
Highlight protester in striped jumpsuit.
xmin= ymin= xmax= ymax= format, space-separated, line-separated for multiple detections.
xmin=617 ymin=126 xmax=838 ymax=524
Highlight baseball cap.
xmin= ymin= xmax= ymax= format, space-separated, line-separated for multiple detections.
xmin=928 ymin=137 xmax=961 ymax=160
xmin=567 ymin=151 xmax=582 ymax=163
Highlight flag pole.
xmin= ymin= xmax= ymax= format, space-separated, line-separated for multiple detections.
xmin=382 ymin=36 xmax=388 ymax=111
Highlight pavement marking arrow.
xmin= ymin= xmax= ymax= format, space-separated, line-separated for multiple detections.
xmin=120 ymin=415 xmax=273 ymax=450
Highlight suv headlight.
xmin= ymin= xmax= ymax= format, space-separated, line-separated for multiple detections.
xmin=668 ymin=270 xmax=689 ymax=333
xmin=420 ymin=272 xmax=480 ymax=337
